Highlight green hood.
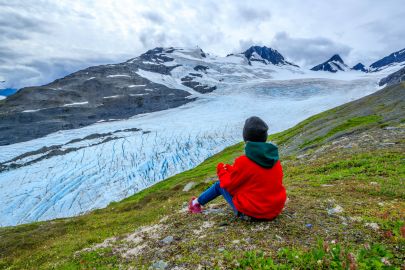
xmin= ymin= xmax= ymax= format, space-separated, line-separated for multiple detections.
xmin=245 ymin=141 xmax=279 ymax=168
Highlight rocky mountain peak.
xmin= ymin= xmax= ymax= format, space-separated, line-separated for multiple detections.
xmin=351 ymin=63 xmax=368 ymax=72
xmin=311 ymin=54 xmax=349 ymax=73
xmin=328 ymin=54 xmax=344 ymax=63
xmin=242 ymin=45 xmax=293 ymax=66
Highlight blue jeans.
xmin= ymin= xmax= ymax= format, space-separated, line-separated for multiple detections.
xmin=197 ymin=181 xmax=237 ymax=214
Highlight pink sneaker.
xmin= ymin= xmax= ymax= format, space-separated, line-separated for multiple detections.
xmin=188 ymin=196 xmax=202 ymax=213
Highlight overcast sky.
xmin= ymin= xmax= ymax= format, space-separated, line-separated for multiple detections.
xmin=0 ymin=0 xmax=404 ymax=89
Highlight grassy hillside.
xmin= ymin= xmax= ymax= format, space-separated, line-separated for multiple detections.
xmin=0 ymin=83 xmax=404 ymax=269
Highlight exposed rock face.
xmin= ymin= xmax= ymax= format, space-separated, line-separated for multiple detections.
xmin=311 ymin=54 xmax=350 ymax=73
xmin=193 ymin=65 xmax=209 ymax=72
xmin=370 ymin=48 xmax=405 ymax=71
xmin=379 ymin=66 xmax=405 ymax=86
xmin=181 ymin=75 xmax=216 ymax=94
xmin=242 ymin=46 xmax=298 ymax=66
xmin=351 ymin=63 xmax=368 ymax=72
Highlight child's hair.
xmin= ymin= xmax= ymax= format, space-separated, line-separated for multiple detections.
xmin=243 ymin=116 xmax=268 ymax=142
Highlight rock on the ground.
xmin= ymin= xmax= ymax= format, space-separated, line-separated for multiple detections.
xmin=182 ymin=182 xmax=196 ymax=192
xmin=327 ymin=205 xmax=344 ymax=215
xmin=150 ymin=260 xmax=168 ymax=270
xmin=161 ymin=235 xmax=174 ymax=245
xmin=365 ymin=222 xmax=380 ymax=231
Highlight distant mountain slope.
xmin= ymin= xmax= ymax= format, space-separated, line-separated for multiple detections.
xmin=379 ymin=66 xmax=405 ymax=86
xmin=369 ymin=48 xmax=405 ymax=71
xmin=311 ymin=54 xmax=350 ymax=72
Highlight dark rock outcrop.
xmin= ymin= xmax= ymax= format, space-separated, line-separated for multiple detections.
xmin=242 ymin=46 xmax=298 ymax=66
xmin=181 ymin=75 xmax=216 ymax=94
xmin=193 ymin=65 xmax=209 ymax=72
xmin=311 ymin=54 xmax=349 ymax=73
xmin=379 ymin=66 xmax=405 ymax=86
xmin=351 ymin=63 xmax=368 ymax=72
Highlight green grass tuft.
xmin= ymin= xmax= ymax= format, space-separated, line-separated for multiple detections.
xmin=301 ymin=115 xmax=382 ymax=148
xmin=233 ymin=241 xmax=399 ymax=270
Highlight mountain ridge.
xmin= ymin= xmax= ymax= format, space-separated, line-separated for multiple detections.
xmin=310 ymin=54 xmax=350 ymax=73
xmin=370 ymin=48 xmax=405 ymax=71
xmin=2 ymin=46 xmax=405 ymax=92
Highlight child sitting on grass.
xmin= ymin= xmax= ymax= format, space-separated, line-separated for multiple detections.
xmin=188 ymin=116 xmax=286 ymax=220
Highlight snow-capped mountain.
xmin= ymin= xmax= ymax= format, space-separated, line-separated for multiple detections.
xmin=237 ymin=46 xmax=298 ymax=66
xmin=369 ymin=48 xmax=405 ymax=72
xmin=311 ymin=54 xmax=350 ymax=73
xmin=0 ymin=46 xmax=305 ymax=145
xmin=351 ymin=63 xmax=368 ymax=72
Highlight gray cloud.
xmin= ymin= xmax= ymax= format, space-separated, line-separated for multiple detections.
xmin=0 ymin=45 xmax=31 ymax=62
xmin=270 ymin=32 xmax=352 ymax=67
xmin=0 ymin=10 xmax=49 ymax=43
xmin=0 ymin=66 xmax=40 ymax=88
xmin=358 ymin=14 xmax=405 ymax=62
xmin=0 ymin=30 xmax=30 ymax=41
xmin=237 ymin=6 xmax=271 ymax=22
xmin=0 ymin=10 xmax=47 ymax=32
xmin=237 ymin=39 xmax=256 ymax=53
xmin=142 ymin=10 xmax=165 ymax=24
xmin=139 ymin=28 xmax=168 ymax=48
xmin=1 ymin=55 xmax=124 ymax=89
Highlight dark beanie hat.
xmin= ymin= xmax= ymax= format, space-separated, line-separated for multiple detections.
xmin=243 ymin=116 xmax=269 ymax=142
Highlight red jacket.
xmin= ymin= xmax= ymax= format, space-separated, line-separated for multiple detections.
xmin=217 ymin=154 xmax=286 ymax=220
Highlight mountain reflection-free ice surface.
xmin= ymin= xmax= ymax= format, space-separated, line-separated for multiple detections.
xmin=0 ymin=76 xmax=381 ymax=226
